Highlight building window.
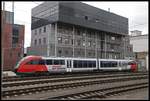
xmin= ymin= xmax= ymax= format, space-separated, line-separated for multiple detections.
xmin=39 ymin=28 xmax=42 ymax=34
xmin=34 ymin=39 xmax=37 ymax=45
xmin=18 ymin=52 xmax=20 ymax=57
xmin=88 ymin=52 xmax=91 ymax=56
xmin=39 ymin=39 xmax=41 ymax=44
xmin=65 ymin=50 xmax=68 ymax=55
xmin=58 ymin=50 xmax=62 ymax=54
xmin=13 ymin=26 xmax=19 ymax=36
xmin=58 ymin=37 xmax=62 ymax=43
xmin=93 ymin=42 xmax=96 ymax=46
xmin=64 ymin=38 xmax=69 ymax=44
xmin=110 ymin=44 xmax=114 ymax=50
xmin=12 ymin=25 xmax=19 ymax=44
xmin=35 ymin=29 xmax=37 ymax=35
xmin=111 ymin=36 xmax=115 ymax=40
xmin=71 ymin=39 xmax=74 ymax=45
xmin=78 ymin=51 xmax=80 ymax=55
xmin=77 ymin=40 xmax=81 ymax=46
xmin=85 ymin=16 xmax=88 ymax=20
xmin=58 ymin=50 xmax=62 ymax=56
xmin=101 ymin=35 xmax=105 ymax=40
xmin=44 ymin=26 xmax=46 ymax=33
xmin=77 ymin=30 xmax=81 ymax=36
xmin=95 ymin=19 xmax=99 ymax=22
xmin=83 ymin=41 xmax=86 ymax=46
xmin=12 ymin=37 xmax=19 ymax=44
xmin=88 ymin=41 xmax=92 ymax=47
xmin=43 ymin=38 xmax=46 ymax=44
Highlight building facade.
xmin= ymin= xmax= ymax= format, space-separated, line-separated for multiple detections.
xmin=130 ymin=30 xmax=142 ymax=36
xmin=27 ymin=1 xmax=132 ymax=59
xmin=2 ymin=10 xmax=25 ymax=71
xmin=130 ymin=34 xmax=148 ymax=71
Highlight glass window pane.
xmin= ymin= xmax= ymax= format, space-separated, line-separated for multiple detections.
xmin=46 ymin=60 xmax=52 ymax=65
xmin=54 ymin=60 xmax=59 ymax=65
xmin=73 ymin=60 xmax=77 ymax=68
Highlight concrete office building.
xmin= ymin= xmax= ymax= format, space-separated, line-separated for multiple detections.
xmin=27 ymin=1 xmax=133 ymax=59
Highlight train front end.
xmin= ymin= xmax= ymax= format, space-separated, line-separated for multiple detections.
xmin=130 ymin=61 xmax=138 ymax=72
xmin=14 ymin=56 xmax=48 ymax=76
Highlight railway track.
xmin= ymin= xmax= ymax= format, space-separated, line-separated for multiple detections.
xmin=2 ymin=72 xmax=148 ymax=99
xmin=2 ymin=72 xmax=148 ymax=88
xmin=48 ymin=81 xmax=148 ymax=100
xmin=2 ymin=71 xmax=147 ymax=82
xmin=2 ymin=71 xmax=115 ymax=82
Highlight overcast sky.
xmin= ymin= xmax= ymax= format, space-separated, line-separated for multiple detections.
xmin=2 ymin=1 xmax=148 ymax=48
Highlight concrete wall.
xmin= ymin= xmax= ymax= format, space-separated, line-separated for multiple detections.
xmin=130 ymin=35 xmax=148 ymax=52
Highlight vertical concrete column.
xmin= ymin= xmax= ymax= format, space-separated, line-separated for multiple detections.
xmin=105 ymin=33 xmax=107 ymax=59
xmin=47 ymin=24 xmax=51 ymax=56
xmin=124 ymin=36 xmax=126 ymax=59
xmin=85 ymin=29 xmax=87 ymax=58
xmin=73 ymin=26 xmax=75 ymax=57
xmin=55 ymin=23 xmax=57 ymax=57
xmin=95 ymin=32 xmax=97 ymax=58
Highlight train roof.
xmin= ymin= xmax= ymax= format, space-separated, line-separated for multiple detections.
xmin=24 ymin=56 xmax=134 ymax=61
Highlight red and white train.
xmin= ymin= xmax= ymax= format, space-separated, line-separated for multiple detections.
xmin=14 ymin=55 xmax=137 ymax=76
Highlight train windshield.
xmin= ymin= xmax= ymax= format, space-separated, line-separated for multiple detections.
xmin=14 ymin=57 xmax=28 ymax=69
xmin=128 ymin=61 xmax=136 ymax=65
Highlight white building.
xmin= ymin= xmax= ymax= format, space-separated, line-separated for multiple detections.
xmin=130 ymin=30 xmax=142 ymax=36
xmin=130 ymin=34 xmax=148 ymax=71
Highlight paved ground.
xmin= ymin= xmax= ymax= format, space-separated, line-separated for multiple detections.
xmin=103 ymin=87 xmax=149 ymax=100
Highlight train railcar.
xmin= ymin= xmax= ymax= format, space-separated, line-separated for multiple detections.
xmin=14 ymin=55 xmax=137 ymax=76
xmin=98 ymin=59 xmax=137 ymax=72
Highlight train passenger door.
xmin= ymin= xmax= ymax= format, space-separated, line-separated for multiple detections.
xmin=67 ymin=59 xmax=72 ymax=72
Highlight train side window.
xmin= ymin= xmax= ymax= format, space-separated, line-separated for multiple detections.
xmin=88 ymin=61 xmax=93 ymax=67
xmin=111 ymin=61 xmax=117 ymax=67
xmin=54 ymin=60 xmax=59 ymax=65
xmin=119 ymin=61 xmax=122 ymax=66
xmin=109 ymin=61 xmax=111 ymax=67
xmin=78 ymin=61 xmax=82 ymax=68
xmin=60 ymin=60 xmax=65 ymax=65
xmin=101 ymin=61 xmax=109 ymax=67
xmin=73 ymin=60 xmax=77 ymax=68
xmin=38 ymin=60 xmax=45 ymax=65
xmin=67 ymin=61 xmax=69 ymax=67
xmin=83 ymin=61 xmax=88 ymax=68
xmin=46 ymin=60 xmax=52 ymax=65
xmin=122 ymin=62 xmax=127 ymax=66
xmin=92 ymin=61 xmax=96 ymax=67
